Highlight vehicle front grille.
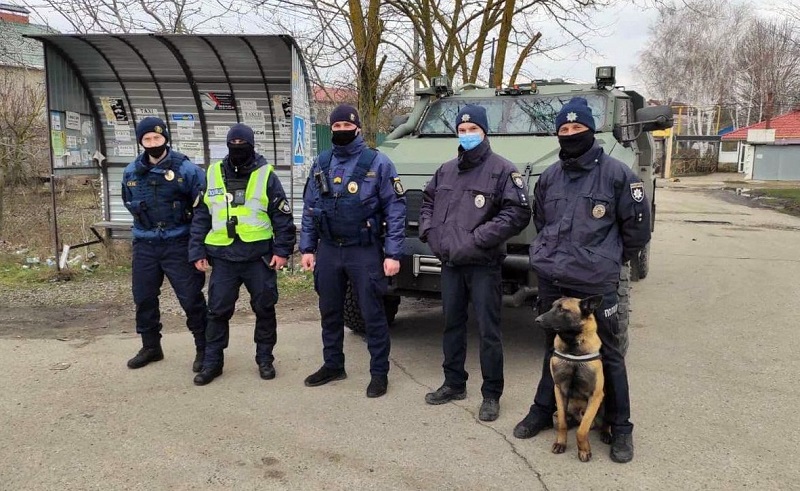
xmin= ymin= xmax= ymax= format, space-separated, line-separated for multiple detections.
xmin=404 ymin=189 xmax=423 ymax=236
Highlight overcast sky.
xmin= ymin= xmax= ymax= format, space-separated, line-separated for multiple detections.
xmin=26 ymin=0 xmax=792 ymax=99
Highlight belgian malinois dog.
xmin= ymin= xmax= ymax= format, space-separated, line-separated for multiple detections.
xmin=535 ymin=295 xmax=605 ymax=462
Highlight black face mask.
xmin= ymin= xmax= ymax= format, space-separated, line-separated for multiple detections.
xmin=331 ymin=129 xmax=358 ymax=146
xmin=145 ymin=143 xmax=168 ymax=160
xmin=558 ymin=131 xmax=595 ymax=159
xmin=228 ymin=142 xmax=254 ymax=167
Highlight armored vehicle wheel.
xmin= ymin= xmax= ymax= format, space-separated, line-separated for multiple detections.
xmin=630 ymin=243 xmax=650 ymax=282
xmin=343 ymin=282 xmax=401 ymax=334
xmin=617 ymin=264 xmax=631 ymax=357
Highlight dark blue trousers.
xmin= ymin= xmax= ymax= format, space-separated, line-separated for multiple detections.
xmin=529 ymin=276 xmax=633 ymax=434
xmin=203 ymin=257 xmax=279 ymax=368
xmin=314 ymin=241 xmax=390 ymax=376
xmin=441 ymin=264 xmax=504 ymax=400
xmin=131 ymin=237 xmax=207 ymax=349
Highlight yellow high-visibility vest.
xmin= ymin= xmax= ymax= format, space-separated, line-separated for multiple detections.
xmin=203 ymin=161 xmax=273 ymax=246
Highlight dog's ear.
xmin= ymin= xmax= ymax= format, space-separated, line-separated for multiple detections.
xmin=579 ymin=295 xmax=604 ymax=317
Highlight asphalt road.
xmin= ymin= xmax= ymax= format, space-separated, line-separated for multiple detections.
xmin=2 ymin=187 xmax=799 ymax=490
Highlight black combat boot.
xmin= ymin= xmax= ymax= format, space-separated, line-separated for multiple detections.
xmin=424 ymin=385 xmax=466 ymax=405
xmin=512 ymin=410 xmax=554 ymax=439
xmin=192 ymin=349 xmax=204 ymax=373
xmin=193 ymin=365 xmax=223 ymax=386
xmin=258 ymin=361 xmax=276 ymax=380
xmin=610 ymin=433 xmax=634 ymax=463
xmin=127 ymin=346 xmax=164 ymax=369
xmin=304 ymin=366 xmax=347 ymax=387
xmin=366 ymin=375 xmax=388 ymax=398
xmin=478 ymin=398 xmax=500 ymax=422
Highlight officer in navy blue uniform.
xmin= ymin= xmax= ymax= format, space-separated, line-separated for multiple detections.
xmin=121 ymin=116 xmax=208 ymax=372
xmin=512 ymin=97 xmax=651 ymax=464
xmin=419 ymin=104 xmax=532 ymax=422
xmin=300 ymin=104 xmax=406 ymax=398
xmin=188 ymin=124 xmax=296 ymax=386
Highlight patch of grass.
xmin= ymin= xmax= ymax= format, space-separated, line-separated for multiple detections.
xmin=761 ymin=188 xmax=800 ymax=201
xmin=277 ymin=268 xmax=315 ymax=295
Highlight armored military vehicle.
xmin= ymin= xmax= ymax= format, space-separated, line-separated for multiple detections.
xmin=344 ymin=67 xmax=673 ymax=352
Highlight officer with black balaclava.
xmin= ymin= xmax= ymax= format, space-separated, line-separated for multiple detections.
xmin=189 ymin=123 xmax=296 ymax=386
xmin=299 ymin=104 xmax=406 ymax=399
xmin=512 ymin=97 xmax=651 ymax=464
xmin=121 ymin=116 xmax=208 ymax=373
xmin=419 ymin=104 xmax=531 ymax=422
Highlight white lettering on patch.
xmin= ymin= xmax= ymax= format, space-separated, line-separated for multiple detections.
xmin=604 ymin=304 xmax=618 ymax=318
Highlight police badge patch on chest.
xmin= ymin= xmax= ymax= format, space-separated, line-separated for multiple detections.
xmin=630 ymin=182 xmax=645 ymax=203
xmin=347 ymin=181 xmax=359 ymax=194
xmin=474 ymin=194 xmax=486 ymax=208
xmin=592 ymin=203 xmax=606 ymax=218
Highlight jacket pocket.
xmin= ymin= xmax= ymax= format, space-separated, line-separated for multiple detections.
xmin=431 ymin=186 xmax=453 ymax=225
xmin=572 ymin=193 xmax=615 ymax=246
xmin=456 ymin=188 xmax=497 ymax=231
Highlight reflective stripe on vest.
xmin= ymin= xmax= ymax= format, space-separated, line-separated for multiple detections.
xmin=203 ymin=161 xmax=274 ymax=246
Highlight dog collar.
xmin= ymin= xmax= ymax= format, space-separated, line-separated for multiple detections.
xmin=553 ymin=350 xmax=601 ymax=362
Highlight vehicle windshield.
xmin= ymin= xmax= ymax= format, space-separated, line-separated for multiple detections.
xmin=418 ymin=94 xmax=607 ymax=135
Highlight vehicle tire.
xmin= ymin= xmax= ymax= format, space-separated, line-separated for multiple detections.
xmin=616 ymin=264 xmax=631 ymax=357
xmin=343 ymin=281 xmax=401 ymax=333
xmin=630 ymin=243 xmax=650 ymax=282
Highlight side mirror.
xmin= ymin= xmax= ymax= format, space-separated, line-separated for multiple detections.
xmin=614 ymin=105 xmax=674 ymax=143
xmin=636 ymin=105 xmax=674 ymax=132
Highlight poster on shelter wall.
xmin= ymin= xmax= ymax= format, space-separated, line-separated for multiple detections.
xmin=100 ymin=97 xmax=129 ymax=123
xmin=65 ymin=111 xmax=80 ymax=130
xmin=201 ymin=92 xmax=235 ymax=111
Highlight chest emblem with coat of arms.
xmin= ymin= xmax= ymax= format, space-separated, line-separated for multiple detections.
xmin=474 ymin=194 xmax=486 ymax=208
xmin=347 ymin=181 xmax=359 ymax=194
xmin=592 ymin=204 xmax=606 ymax=219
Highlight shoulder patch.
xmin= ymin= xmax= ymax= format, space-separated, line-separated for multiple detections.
xmin=511 ymin=172 xmax=524 ymax=189
xmin=278 ymin=199 xmax=292 ymax=215
xmin=193 ymin=192 xmax=202 ymax=207
xmin=392 ymin=177 xmax=405 ymax=196
xmin=630 ymin=182 xmax=645 ymax=203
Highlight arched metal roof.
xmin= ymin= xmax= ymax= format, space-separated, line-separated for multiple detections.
xmin=27 ymin=33 xmax=314 ymax=168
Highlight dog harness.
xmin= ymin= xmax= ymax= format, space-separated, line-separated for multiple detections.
xmin=553 ymin=350 xmax=601 ymax=362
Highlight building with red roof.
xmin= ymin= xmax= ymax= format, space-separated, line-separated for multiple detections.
xmin=719 ymin=109 xmax=800 ymax=180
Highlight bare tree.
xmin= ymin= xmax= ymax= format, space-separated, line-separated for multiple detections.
xmin=0 ymin=69 xmax=48 ymax=234
xmin=734 ymin=18 xmax=800 ymax=127
xmin=26 ymin=0 xmax=247 ymax=33
xmin=638 ymin=0 xmax=751 ymax=137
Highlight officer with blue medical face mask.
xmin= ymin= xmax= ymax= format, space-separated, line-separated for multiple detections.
xmin=418 ymin=104 xmax=531 ymax=422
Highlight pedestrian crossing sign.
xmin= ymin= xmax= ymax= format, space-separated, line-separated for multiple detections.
xmin=293 ymin=116 xmax=305 ymax=166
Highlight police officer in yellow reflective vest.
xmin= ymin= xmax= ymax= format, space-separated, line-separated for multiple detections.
xmin=189 ymin=124 xmax=296 ymax=386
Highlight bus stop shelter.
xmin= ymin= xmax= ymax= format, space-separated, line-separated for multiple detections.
xmin=27 ymin=33 xmax=313 ymax=257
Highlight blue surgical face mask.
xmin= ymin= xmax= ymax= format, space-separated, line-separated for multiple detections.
xmin=458 ymin=133 xmax=483 ymax=151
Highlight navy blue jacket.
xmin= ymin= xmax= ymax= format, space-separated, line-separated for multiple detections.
xmin=188 ymin=153 xmax=297 ymax=263
xmin=121 ymin=149 xmax=205 ymax=242
xmin=419 ymin=139 xmax=532 ymax=266
xmin=299 ymin=135 xmax=406 ymax=259
xmin=530 ymin=142 xmax=651 ymax=293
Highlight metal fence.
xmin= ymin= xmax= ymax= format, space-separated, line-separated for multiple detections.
xmin=313 ymin=124 xmax=386 ymax=154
